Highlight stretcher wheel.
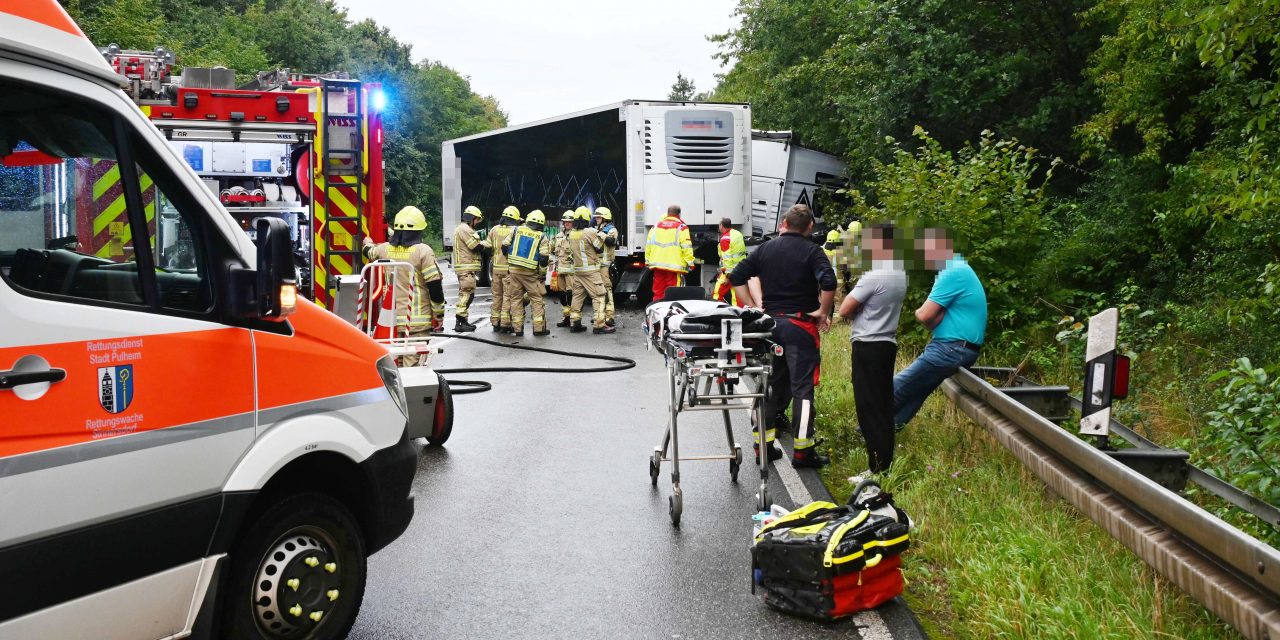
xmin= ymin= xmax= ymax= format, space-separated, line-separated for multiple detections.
xmin=756 ymin=489 xmax=769 ymax=512
xmin=649 ymin=459 xmax=660 ymax=486
xmin=669 ymin=489 xmax=683 ymax=527
xmin=729 ymin=459 xmax=739 ymax=482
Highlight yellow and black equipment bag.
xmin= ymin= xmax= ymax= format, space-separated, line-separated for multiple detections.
xmin=751 ymin=484 xmax=910 ymax=621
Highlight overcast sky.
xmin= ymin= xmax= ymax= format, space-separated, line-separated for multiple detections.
xmin=339 ymin=0 xmax=741 ymax=125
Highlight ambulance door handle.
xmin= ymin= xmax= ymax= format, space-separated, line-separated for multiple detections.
xmin=0 ymin=368 xmax=66 ymax=390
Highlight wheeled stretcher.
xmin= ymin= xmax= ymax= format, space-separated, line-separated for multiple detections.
xmin=644 ymin=299 xmax=781 ymax=526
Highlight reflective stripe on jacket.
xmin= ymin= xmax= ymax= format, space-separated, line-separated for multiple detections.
xmin=568 ymin=227 xmax=603 ymax=272
xmin=645 ymin=215 xmax=693 ymax=273
xmin=489 ymin=224 xmax=514 ymax=274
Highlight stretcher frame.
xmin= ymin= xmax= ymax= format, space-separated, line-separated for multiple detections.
xmin=357 ymin=261 xmax=437 ymax=365
xmin=648 ymin=317 xmax=778 ymax=526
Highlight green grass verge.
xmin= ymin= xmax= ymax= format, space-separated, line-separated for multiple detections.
xmin=815 ymin=323 xmax=1238 ymax=639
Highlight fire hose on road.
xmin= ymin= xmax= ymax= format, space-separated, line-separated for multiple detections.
xmin=432 ymin=332 xmax=637 ymax=394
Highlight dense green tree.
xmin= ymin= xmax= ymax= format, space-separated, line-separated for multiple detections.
xmin=669 ymin=72 xmax=697 ymax=101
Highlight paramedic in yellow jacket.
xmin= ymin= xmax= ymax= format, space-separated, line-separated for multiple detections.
xmin=363 ymin=206 xmax=445 ymax=364
xmin=568 ymin=207 xmax=613 ymax=334
xmin=592 ymin=206 xmax=619 ymax=327
xmin=488 ymin=206 xmax=521 ymax=332
xmin=644 ymin=205 xmax=695 ymax=302
xmin=452 ymin=205 xmax=490 ymax=332
xmin=554 ymin=210 xmax=575 ymax=327
xmin=712 ymin=217 xmax=747 ymax=305
xmin=502 ymin=209 xmax=552 ymax=337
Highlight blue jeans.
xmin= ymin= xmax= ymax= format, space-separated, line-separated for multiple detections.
xmin=893 ymin=340 xmax=979 ymax=428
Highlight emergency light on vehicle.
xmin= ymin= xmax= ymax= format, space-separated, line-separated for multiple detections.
xmin=279 ymin=283 xmax=298 ymax=317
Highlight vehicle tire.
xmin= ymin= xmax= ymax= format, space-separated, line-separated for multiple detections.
xmin=635 ymin=271 xmax=654 ymax=307
xmin=221 ymin=493 xmax=367 ymax=640
xmin=427 ymin=372 xmax=454 ymax=446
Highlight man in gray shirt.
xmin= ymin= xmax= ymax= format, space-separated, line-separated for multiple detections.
xmin=838 ymin=224 xmax=907 ymax=475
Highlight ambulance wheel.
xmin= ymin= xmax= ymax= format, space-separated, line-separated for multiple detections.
xmin=669 ymin=489 xmax=683 ymax=527
xmin=223 ymin=493 xmax=367 ymax=640
xmin=427 ymin=373 xmax=454 ymax=446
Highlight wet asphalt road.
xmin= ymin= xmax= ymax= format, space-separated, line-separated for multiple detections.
xmin=347 ymin=277 xmax=925 ymax=640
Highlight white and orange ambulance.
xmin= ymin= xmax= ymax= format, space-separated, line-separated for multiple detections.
xmin=0 ymin=3 xmax=419 ymax=639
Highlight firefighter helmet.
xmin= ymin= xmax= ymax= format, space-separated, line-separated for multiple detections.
xmin=393 ymin=206 xmax=428 ymax=231
xmin=502 ymin=205 xmax=522 ymax=222
xmin=575 ymin=206 xmax=591 ymax=221
xmin=594 ymin=206 xmax=612 ymax=222
xmin=527 ymin=209 xmax=546 ymax=225
xmin=562 ymin=210 xmax=575 ymax=222
xmin=825 ymin=229 xmax=841 ymax=243
xmin=463 ymin=205 xmax=483 ymax=221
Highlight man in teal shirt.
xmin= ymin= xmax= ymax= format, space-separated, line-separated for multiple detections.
xmin=893 ymin=227 xmax=987 ymax=429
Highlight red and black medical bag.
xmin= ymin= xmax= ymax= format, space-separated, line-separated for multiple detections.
xmin=751 ymin=486 xmax=910 ymax=621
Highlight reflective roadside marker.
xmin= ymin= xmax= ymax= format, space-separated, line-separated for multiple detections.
xmin=1079 ymin=308 xmax=1131 ymax=442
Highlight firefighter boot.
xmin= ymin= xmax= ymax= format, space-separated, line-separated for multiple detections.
xmin=570 ymin=320 xmax=588 ymax=333
xmin=592 ymin=325 xmax=616 ymax=334
xmin=533 ymin=328 xmax=550 ymax=336
xmin=512 ymin=329 xmax=524 ymax=337
xmin=454 ymin=315 xmax=477 ymax=333
xmin=555 ymin=316 xmax=571 ymax=328
xmin=754 ymin=443 xmax=783 ymax=463
xmin=791 ymin=449 xmax=830 ymax=469
xmin=605 ymin=318 xmax=616 ymax=328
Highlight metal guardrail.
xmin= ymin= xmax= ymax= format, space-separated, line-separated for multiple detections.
xmin=942 ymin=367 xmax=1280 ymax=640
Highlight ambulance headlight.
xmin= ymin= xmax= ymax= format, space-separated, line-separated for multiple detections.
xmin=376 ymin=355 xmax=409 ymax=420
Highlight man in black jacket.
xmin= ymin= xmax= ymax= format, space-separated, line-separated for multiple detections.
xmin=729 ymin=204 xmax=837 ymax=468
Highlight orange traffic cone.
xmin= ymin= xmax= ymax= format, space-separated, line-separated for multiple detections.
xmin=372 ymin=271 xmax=399 ymax=341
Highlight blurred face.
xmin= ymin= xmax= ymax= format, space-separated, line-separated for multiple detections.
xmin=920 ymin=234 xmax=953 ymax=269
xmin=862 ymin=230 xmax=887 ymax=257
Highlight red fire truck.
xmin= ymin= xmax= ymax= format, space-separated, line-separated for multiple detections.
xmin=98 ymin=44 xmax=387 ymax=309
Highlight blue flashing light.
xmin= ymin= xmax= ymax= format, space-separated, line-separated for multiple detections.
xmin=371 ymin=89 xmax=388 ymax=112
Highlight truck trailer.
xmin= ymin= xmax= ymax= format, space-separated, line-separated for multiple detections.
xmin=442 ymin=100 xmax=752 ymax=300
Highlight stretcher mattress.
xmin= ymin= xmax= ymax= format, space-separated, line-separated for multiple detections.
xmin=644 ymin=300 xmax=776 ymax=343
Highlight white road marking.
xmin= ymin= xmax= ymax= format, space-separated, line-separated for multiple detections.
xmin=852 ymin=609 xmax=895 ymax=640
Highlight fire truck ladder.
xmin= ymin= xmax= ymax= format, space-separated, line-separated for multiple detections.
xmin=319 ymin=78 xmax=367 ymax=306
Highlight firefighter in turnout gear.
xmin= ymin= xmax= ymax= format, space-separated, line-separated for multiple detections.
xmin=554 ymin=210 xmax=575 ymax=327
xmin=843 ymin=217 xmax=863 ymax=297
xmin=823 ymin=228 xmax=845 ymax=303
xmin=645 ymin=204 xmax=695 ymax=302
xmin=363 ymin=206 xmax=445 ymax=364
xmin=502 ymin=209 xmax=552 ymax=336
xmin=712 ymin=217 xmax=747 ymax=306
xmin=488 ymin=206 xmax=521 ymax=332
xmin=568 ymin=207 xmax=613 ymax=333
xmin=593 ymin=206 xmax=619 ymax=326
xmin=452 ymin=205 xmax=490 ymax=332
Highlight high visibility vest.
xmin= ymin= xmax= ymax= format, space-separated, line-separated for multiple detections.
xmin=507 ymin=226 xmax=545 ymax=271
xmin=645 ymin=215 xmax=693 ymax=273
xmin=718 ymin=228 xmax=747 ymax=272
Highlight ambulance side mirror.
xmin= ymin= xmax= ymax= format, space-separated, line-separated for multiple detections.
xmin=231 ymin=217 xmax=296 ymax=320
xmin=254 ymin=217 xmax=297 ymax=320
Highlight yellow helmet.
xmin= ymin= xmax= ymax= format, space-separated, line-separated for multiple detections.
xmin=572 ymin=206 xmax=590 ymax=221
xmin=825 ymin=229 xmax=842 ymax=243
xmin=847 ymin=219 xmax=862 ymax=232
xmin=594 ymin=206 xmax=612 ymax=221
xmin=502 ymin=205 xmax=522 ymax=222
xmin=463 ymin=205 xmax=482 ymax=221
xmin=393 ymin=206 xmax=427 ymax=231
xmin=527 ymin=209 xmax=546 ymax=225
xmin=562 ymin=210 xmax=575 ymax=222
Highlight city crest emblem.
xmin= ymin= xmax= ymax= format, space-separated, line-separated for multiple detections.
xmin=98 ymin=365 xmax=134 ymax=414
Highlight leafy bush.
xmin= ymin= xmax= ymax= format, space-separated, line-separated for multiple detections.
xmin=1204 ymin=359 xmax=1280 ymax=545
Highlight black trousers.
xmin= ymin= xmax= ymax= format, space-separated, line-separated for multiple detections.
xmin=852 ymin=340 xmax=898 ymax=472
xmin=765 ymin=317 xmax=821 ymax=450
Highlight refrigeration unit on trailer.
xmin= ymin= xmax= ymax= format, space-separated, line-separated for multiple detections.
xmin=749 ymin=131 xmax=846 ymax=236
xmin=441 ymin=100 xmax=751 ymax=295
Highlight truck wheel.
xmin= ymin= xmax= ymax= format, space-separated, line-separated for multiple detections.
xmin=222 ymin=493 xmax=367 ymax=640
xmin=427 ymin=372 xmax=454 ymax=446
